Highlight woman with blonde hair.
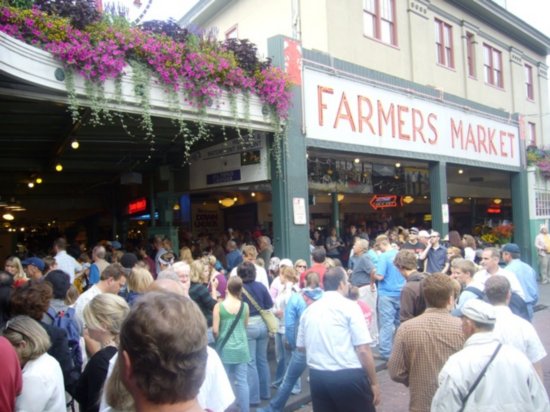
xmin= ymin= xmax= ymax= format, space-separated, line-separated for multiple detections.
xmin=179 ymin=247 xmax=194 ymax=265
xmin=189 ymin=260 xmax=218 ymax=328
xmin=4 ymin=315 xmax=66 ymax=411
xmin=125 ymin=267 xmax=154 ymax=306
xmin=294 ymin=259 xmax=308 ymax=275
xmin=4 ymin=256 xmax=27 ymax=287
xmin=203 ymin=255 xmax=227 ymax=300
xmin=75 ymin=293 xmax=130 ymax=412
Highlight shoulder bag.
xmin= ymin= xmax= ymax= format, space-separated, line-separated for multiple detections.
xmin=217 ymin=302 xmax=245 ymax=355
xmin=242 ymin=288 xmax=279 ymax=334
xmin=458 ymin=343 xmax=502 ymax=412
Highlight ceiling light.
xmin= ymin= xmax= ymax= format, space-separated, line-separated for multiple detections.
xmin=55 ymin=163 xmax=63 ymax=172
xmin=458 ymin=169 xmax=464 ymax=174
xmin=402 ymin=195 xmax=414 ymax=204
xmin=71 ymin=139 xmax=79 ymax=150
xmin=493 ymin=198 xmax=502 ymax=205
xmin=2 ymin=213 xmax=14 ymax=221
xmin=35 ymin=177 xmax=43 ymax=184
xmin=337 ymin=194 xmax=345 ymax=202
xmin=27 ymin=182 xmax=34 ymax=189
xmin=251 ymin=192 xmax=256 ymax=197
xmin=454 ymin=197 xmax=464 ymax=204
xmin=219 ymin=197 xmax=236 ymax=207
xmin=395 ymin=162 xmax=401 ymax=168
xmin=173 ymin=203 xmax=180 ymax=211
xmin=354 ymin=158 xmax=360 ymax=164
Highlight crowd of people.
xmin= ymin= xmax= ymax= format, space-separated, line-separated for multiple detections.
xmin=0 ymin=222 xmax=548 ymax=412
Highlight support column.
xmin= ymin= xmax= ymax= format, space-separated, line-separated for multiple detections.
xmin=268 ymin=35 xmax=310 ymax=261
xmin=429 ymin=161 xmax=448 ymax=236
xmin=331 ymin=192 xmax=340 ymax=236
xmin=512 ymin=170 xmax=532 ymax=265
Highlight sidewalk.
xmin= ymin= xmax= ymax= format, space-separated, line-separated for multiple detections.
xmin=264 ymin=283 xmax=550 ymax=412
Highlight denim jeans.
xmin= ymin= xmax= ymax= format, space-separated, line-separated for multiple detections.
xmin=264 ymin=350 xmax=307 ymax=412
xmin=246 ymin=316 xmax=271 ymax=404
xmin=224 ymin=362 xmax=249 ymax=412
xmin=378 ymin=295 xmax=400 ymax=359
xmin=273 ymin=332 xmax=290 ymax=386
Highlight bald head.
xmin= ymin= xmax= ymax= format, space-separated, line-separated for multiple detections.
xmin=148 ymin=278 xmax=188 ymax=297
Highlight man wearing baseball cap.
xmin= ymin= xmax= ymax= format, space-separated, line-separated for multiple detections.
xmin=22 ymin=257 xmax=45 ymax=281
xmin=432 ymin=299 xmax=549 ymax=411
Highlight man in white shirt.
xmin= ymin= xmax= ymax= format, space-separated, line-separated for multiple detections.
xmin=53 ymin=237 xmax=82 ymax=284
xmin=432 ymin=299 xmax=549 ymax=412
xmin=229 ymin=245 xmax=269 ymax=289
xmin=473 ymin=247 xmax=525 ymax=299
xmin=297 ymin=267 xmax=380 ymax=412
xmin=485 ymin=275 xmax=546 ymax=380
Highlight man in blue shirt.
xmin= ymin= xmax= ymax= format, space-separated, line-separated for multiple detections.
xmin=372 ymin=235 xmax=405 ymax=360
xmin=225 ymin=240 xmax=243 ymax=272
xmin=419 ymin=231 xmax=447 ymax=274
xmin=501 ymin=243 xmax=538 ymax=321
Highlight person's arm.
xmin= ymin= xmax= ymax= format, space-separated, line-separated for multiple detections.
xmin=399 ymin=286 xmax=415 ymax=323
xmin=212 ymin=303 xmax=220 ymax=339
xmin=285 ymin=296 xmax=300 ymax=349
xmin=387 ymin=329 xmax=409 ymax=385
xmin=355 ymin=344 xmax=381 ymax=406
xmin=431 ymin=368 xmax=462 ymax=412
xmin=418 ymin=242 xmax=432 ymax=261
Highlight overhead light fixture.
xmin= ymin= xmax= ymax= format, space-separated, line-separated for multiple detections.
xmin=71 ymin=139 xmax=79 ymax=149
xmin=337 ymin=194 xmax=345 ymax=202
xmin=458 ymin=169 xmax=464 ymax=174
xmin=402 ymin=195 xmax=414 ymax=204
xmin=27 ymin=182 xmax=34 ymax=189
xmin=493 ymin=198 xmax=502 ymax=205
xmin=35 ymin=177 xmax=43 ymax=184
xmin=55 ymin=163 xmax=63 ymax=172
xmin=395 ymin=162 xmax=401 ymax=168
xmin=173 ymin=203 xmax=180 ymax=211
xmin=2 ymin=213 xmax=14 ymax=221
xmin=219 ymin=197 xmax=237 ymax=207
xmin=454 ymin=197 xmax=464 ymax=204
xmin=251 ymin=192 xmax=256 ymax=197
xmin=354 ymin=158 xmax=360 ymax=164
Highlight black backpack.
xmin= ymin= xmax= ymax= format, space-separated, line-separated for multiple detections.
xmin=464 ymin=286 xmax=530 ymax=321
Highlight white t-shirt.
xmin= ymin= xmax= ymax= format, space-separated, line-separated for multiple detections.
xmin=16 ymin=353 xmax=66 ymax=412
xmin=229 ymin=263 xmax=269 ymax=289
xmin=99 ymin=346 xmax=234 ymax=412
xmin=74 ymin=285 xmax=102 ymax=331
xmin=55 ymin=250 xmax=82 ymax=284
xmin=473 ymin=268 xmax=526 ymax=300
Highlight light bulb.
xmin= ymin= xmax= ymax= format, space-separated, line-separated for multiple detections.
xmin=55 ymin=163 xmax=63 ymax=172
xmin=35 ymin=177 xmax=43 ymax=184
xmin=71 ymin=140 xmax=79 ymax=149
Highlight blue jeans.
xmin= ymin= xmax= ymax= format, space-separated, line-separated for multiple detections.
xmin=262 ymin=350 xmax=307 ymax=412
xmin=378 ymin=295 xmax=400 ymax=359
xmin=224 ymin=362 xmax=249 ymax=412
xmin=273 ymin=332 xmax=290 ymax=386
xmin=246 ymin=316 xmax=271 ymax=404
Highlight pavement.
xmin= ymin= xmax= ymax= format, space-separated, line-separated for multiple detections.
xmin=259 ymin=282 xmax=550 ymax=412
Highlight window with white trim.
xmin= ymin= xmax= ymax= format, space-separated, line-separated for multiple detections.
xmin=363 ymin=0 xmax=397 ymax=46
xmin=535 ymin=191 xmax=550 ymax=217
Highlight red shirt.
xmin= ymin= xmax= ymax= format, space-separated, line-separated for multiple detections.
xmin=0 ymin=336 xmax=22 ymax=412
xmin=299 ymin=262 xmax=327 ymax=289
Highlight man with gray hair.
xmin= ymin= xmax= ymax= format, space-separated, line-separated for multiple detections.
xmin=485 ymin=275 xmax=546 ymax=380
xmin=89 ymin=245 xmax=108 ymax=286
xmin=432 ymin=299 xmax=549 ymax=411
xmin=473 ymin=247 xmax=526 ymax=299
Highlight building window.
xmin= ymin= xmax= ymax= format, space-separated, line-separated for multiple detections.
xmin=466 ymin=32 xmax=476 ymax=77
xmin=225 ymin=25 xmax=238 ymax=40
xmin=528 ymin=122 xmax=537 ymax=146
xmin=483 ymin=44 xmax=503 ymax=88
xmin=525 ymin=64 xmax=534 ymax=100
xmin=435 ymin=19 xmax=454 ymax=69
xmin=363 ymin=0 xmax=397 ymax=46
xmin=535 ymin=191 xmax=550 ymax=218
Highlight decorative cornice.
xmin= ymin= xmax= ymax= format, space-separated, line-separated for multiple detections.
xmin=408 ymin=0 xmax=429 ymax=20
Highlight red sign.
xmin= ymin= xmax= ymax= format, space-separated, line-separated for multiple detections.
xmin=370 ymin=195 xmax=399 ymax=210
xmin=487 ymin=207 xmax=501 ymax=214
xmin=128 ymin=197 xmax=147 ymax=215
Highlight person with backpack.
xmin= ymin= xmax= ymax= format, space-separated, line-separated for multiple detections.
xmin=258 ymin=271 xmax=323 ymax=412
xmin=9 ymin=281 xmax=78 ymax=397
xmin=75 ymin=293 xmax=129 ymax=412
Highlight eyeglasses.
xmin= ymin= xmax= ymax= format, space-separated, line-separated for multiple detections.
xmin=296 ymin=265 xmax=307 ymax=268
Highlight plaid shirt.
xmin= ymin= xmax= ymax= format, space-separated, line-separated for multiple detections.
xmin=388 ymin=308 xmax=465 ymax=412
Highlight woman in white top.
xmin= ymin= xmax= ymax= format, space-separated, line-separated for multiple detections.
xmin=3 ymin=315 xmax=65 ymax=412
xmin=462 ymin=234 xmax=477 ymax=262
